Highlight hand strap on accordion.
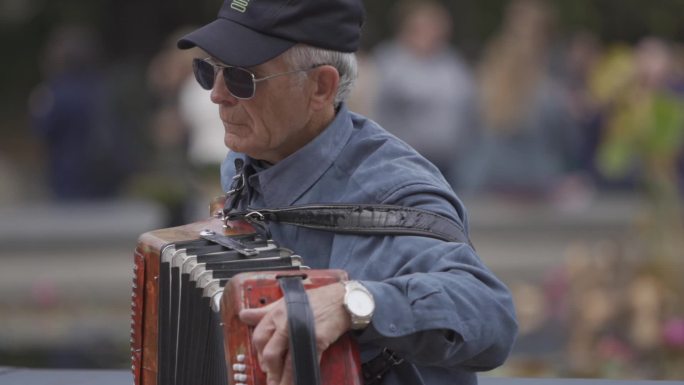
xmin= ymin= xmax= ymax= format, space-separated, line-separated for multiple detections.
xmin=225 ymin=204 xmax=473 ymax=248
xmin=279 ymin=275 xmax=321 ymax=385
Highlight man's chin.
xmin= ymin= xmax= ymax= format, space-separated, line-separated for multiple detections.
xmin=224 ymin=137 xmax=253 ymax=157
xmin=224 ymin=136 xmax=241 ymax=153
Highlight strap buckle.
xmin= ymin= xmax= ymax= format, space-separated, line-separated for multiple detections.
xmin=245 ymin=211 xmax=265 ymax=222
xmin=362 ymin=348 xmax=404 ymax=385
xmin=225 ymin=209 xmax=272 ymax=240
xmin=382 ymin=348 xmax=404 ymax=366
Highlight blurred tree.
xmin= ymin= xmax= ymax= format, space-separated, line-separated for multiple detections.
xmin=588 ymin=40 xmax=684 ymax=379
xmin=592 ymin=40 xmax=684 ymax=261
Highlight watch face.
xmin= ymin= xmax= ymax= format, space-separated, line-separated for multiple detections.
xmin=347 ymin=289 xmax=374 ymax=317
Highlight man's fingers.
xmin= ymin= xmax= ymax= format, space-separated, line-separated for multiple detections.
xmin=243 ymin=302 xmax=281 ymax=368
xmin=238 ymin=284 xmax=348 ymax=385
xmin=239 ymin=305 xmax=270 ymax=326
xmin=278 ymin=352 xmax=293 ymax=385
xmin=261 ymin=327 xmax=289 ymax=380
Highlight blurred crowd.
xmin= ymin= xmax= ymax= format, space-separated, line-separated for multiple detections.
xmin=25 ymin=0 xmax=684 ymax=221
xmin=27 ymin=25 xmax=224 ymax=225
xmin=355 ymin=0 xmax=684 ymax=210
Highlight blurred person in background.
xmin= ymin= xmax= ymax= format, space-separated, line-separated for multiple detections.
xmin=553 ymin=31 xmax=604 ymax=186
xmin=129 ymin=27 xmax=230 ymax=225
xmin=136 ymin=30 xmax=198 ymax=226
xmin=179 ymin=59 xmax=227 ymax=173
xmin=593 ymin=37 xmax=684 ymax=195
xmin=137 ymin=29 xmax=227 ymax=225
xmin=371 ymin=0 xmax=477 ymax=188
xmin=345 ymin=48 xmax=377 ymax=117
xmin=459 ymin=0 xmax=585 ymax=205
xmin=28 ymin=24 xmax=132 ymax=201
xmin=178 ymin=43 xmax=229 ymax=215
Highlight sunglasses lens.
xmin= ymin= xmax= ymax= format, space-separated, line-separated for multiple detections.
xmin=225 ymin=67 xmax=255 ymax=99
xmin=192 ymin=59 xmax=256 ymax=98
xmin=193 ymin=58 xmax=216 ymax=90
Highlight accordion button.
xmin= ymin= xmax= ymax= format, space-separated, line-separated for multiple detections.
xmin=234 ymin=374 xmax=248 ymax=382
xmin=236 ymin=354 xmax=246 ymax=362
xmin=232 ymin=363 xmax=246 ymax=372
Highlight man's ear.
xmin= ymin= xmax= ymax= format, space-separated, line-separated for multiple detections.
xmin=309 ymin=65 xmax=340 ymax=111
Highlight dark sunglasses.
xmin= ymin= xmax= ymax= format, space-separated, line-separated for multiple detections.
xmin=192 ymin=57 xmax=322 ymax=99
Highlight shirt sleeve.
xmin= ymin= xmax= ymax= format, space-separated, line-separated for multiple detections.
xmin=334 ymin=183 xmax=518 ymax=371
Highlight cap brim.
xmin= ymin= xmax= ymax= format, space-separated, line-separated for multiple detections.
xmin=177 ymin=18 xmax=296 ymax=67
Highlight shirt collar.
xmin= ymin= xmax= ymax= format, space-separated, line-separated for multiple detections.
xmin=247 ymin=103 xmax=354 ymax=207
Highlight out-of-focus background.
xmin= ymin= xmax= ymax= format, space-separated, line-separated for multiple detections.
xmin=1 ymin=0 xmax=683 ymax=380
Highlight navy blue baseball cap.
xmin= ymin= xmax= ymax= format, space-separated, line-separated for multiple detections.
xmin=178 ymin=0 xmax=365 ymax=67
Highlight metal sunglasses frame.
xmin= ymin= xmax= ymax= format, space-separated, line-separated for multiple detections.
xmin=195 ymin=57 xmax=323 ymax=99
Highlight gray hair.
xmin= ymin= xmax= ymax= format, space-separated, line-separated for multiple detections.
xmin=283 ymin=44 xmax=358 ymax=108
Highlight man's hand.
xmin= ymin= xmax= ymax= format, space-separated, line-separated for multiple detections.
xmin=239 ymin=282 xmax=351 ymax=385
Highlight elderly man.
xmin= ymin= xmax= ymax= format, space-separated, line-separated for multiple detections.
xmin=177 ymin=0 xmax=517 ymax=384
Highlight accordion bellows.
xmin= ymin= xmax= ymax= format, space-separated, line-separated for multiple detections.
xmin=131 ymin=218 xmax=361 ymax=385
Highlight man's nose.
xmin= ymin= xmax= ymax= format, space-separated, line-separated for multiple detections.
xmin=210 ymin=71 xmax=238 ymax=105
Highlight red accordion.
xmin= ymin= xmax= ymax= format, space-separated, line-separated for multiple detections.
xmin=131 ymin=216 xmax=362 ymax=385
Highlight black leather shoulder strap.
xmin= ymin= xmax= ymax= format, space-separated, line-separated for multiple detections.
xmin=226 ymin=204 xmax=473 ymax=247
xmin=278 ymin=275 xmax=321 ymax=385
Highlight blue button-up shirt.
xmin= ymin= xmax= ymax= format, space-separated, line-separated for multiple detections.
xmin=221 ymin=104 xmax=518 ymax=385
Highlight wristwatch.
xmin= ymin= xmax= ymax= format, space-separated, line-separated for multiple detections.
xmin=342 ymin=280 xmax=375 ymax=330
